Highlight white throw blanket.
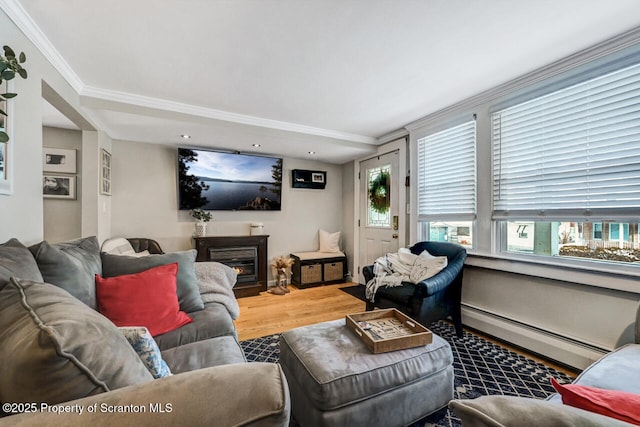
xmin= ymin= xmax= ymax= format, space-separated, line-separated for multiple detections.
xmin=194 ymin=262 xmax=240 ymax=320
xmin=365 ymin=248 xmax=448 ymax=302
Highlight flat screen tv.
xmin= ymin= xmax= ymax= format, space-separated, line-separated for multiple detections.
xmin=178 ymin=148 xmax=283 ymax=211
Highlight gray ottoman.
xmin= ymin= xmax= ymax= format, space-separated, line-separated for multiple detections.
xmin=279 ymin=318 xmax=454 ymax=427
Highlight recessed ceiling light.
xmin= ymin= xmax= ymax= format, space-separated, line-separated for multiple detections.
xmin=252 ymin=144 xmax=261 ymax=147
xmin=181 ymin=134 xmax=191 ymax=139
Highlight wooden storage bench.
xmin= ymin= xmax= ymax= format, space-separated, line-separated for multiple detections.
xmin=290 ymin=251 xmax=347 ymax=288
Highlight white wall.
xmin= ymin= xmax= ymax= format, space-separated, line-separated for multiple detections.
xmin=110 ymin=140 xmax=345 ymax=283
xmin=42 ymin=127 xmax=82 ymax=242
xmin=0 ymin=10 xmax=102 ymax=244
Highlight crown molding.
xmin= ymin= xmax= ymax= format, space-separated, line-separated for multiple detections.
xmin=80 ymin=85 xmax=378 ymax=144
xmin=405 ymin=25 xmax=640 ymax=132
xmin=376 ymin=128 xmax=408 ymax=145
xmin=0 ymin=0 xmax=84 ymax=93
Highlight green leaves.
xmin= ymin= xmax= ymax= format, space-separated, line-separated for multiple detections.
xmin=0 ymin=45 xmax=27 ymax=84
xmin=0 ymin=44 xmax=28 ymax=143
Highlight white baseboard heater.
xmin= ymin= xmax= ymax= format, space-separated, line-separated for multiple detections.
xmin=461 ymin=304 xmax=610 ymax=371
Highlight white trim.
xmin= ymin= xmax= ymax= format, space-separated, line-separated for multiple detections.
xmin=466 ymin=253 xmax=640 ymax=295
xmin=376 ymin=128 xmax=409 ymax=145
xmin=81 ymin=86 xmax=377 ymax=145
xmin=404 ymin=26 xmax=640 ymax=132
xmin=0 ymin=0 xmax=84 ymax=93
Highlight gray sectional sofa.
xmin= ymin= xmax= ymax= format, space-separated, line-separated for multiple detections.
xmin=450 ymin=305 xmax=640 ymax=426
xmin=0 ymin=236 xmax=290 ymax=426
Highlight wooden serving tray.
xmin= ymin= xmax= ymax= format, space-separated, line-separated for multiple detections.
xmin=345 ymin=309 xmax=432 ymax=353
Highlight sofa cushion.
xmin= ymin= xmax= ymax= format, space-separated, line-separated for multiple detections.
xmin=29 ymin=236 xmax=102 ymax=309
xmin=0 ymin=238 xmax=43 ymax=286
xmin=449 ymin=395 xmax=637 ymax=427
xmin=0 ymin=278 xmax=153 ymax=407
xmin=119 ymin=326 xmax=173 ymax=378
xmin=551 ymin=378 xmax=640 ymax=426
xmin=154 ymin=302 xmax=237 ymax=351
xmin=161 ymin=336 xmax=246 ymax=374
xmin=96 ymin=263 xmax=192 ymax=336
xmin=101 ymin=250 xmax=204 ymax=313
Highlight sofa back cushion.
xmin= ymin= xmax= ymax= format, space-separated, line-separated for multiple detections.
xmin=101 ymin=250 xmax=204 ymax=313
xmin=29 ymin=236 xmax=102 ymax=309
xmin=0 ymin=238 xmax=43 ymax=287
xmin=0 ymin=278 xmax=153 ymax=407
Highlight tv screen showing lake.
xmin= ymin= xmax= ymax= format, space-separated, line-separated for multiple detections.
xmin=200 ymin=180 xmax=281 ymax=210
xmin=178 ymin=148 xmax=283 ymax=210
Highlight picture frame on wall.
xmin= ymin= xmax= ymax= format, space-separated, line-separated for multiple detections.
xmin=43 ymin=174 xmax=76 ymax=199
xmin=312 ymin=172 xmax=326 ymax=183
xmin=43 ymin=147 xmax=77 ymax=174
xmin=101 ymin=148 xmax=111 ymax=195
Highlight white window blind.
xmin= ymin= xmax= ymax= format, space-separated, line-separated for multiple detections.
xmin=492 ymin=62 xmax=640 ymax=221
xmin=417 ymin=120 xmax=476 ymax=221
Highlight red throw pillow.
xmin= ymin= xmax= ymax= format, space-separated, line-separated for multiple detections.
xmin=96 ymin=263 xmax=192 ymax=336
xmin=551 ymin=378 xmax=640 ymax=426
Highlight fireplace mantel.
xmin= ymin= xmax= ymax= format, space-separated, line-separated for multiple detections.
xmin=194 ymin=235 xmax=269 ymax=298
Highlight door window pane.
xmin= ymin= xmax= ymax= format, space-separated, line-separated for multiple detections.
xmin=367 ymin=165 xmax=391 ymax=228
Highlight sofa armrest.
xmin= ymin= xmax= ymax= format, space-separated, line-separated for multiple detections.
xmin=450 ymin=396 xmax=637 ymax=427
xmin=1 ymin=363 xmax=290 ymax=427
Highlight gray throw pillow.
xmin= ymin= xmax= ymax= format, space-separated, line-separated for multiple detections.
xmin=29 ymin=236 xmax=102 ymax=309
xmin=101 ymin=250 xmax=204 ymax=313
xmin=0 ymin=278 xmax=153 ymax=407
xmin=0 ymin=238 xmax=43 ymax=286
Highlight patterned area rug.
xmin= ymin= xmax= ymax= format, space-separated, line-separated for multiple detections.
xmin=240 ymin=320 xmax=576 ymax=427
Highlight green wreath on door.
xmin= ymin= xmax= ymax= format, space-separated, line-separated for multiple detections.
xmin=368 ymin=171 xmax=390 ymax=214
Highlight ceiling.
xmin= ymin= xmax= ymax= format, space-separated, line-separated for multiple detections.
xmin=6 ymin=0 xmax=640 ymax=163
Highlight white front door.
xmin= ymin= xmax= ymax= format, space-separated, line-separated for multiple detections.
xmin=359 ymin=150 xmax=400 ymax=282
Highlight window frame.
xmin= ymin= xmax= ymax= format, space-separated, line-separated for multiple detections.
xmin=415 ymin=119 xmax=478 ymax=249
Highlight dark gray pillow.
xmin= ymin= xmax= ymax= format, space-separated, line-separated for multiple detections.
xmin=0 ymin=238 xmax=43 ymax=286
xmin=29 ymin=236 xmax=102 ymax=309
xmin=101 ymin=250 xmax=204 ymax=313
xmin=0 ymin=278 xmax=153 ymax=407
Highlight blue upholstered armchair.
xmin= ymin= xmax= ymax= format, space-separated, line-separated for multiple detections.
xmin=362 ymin=241 xmax=467 ymax=337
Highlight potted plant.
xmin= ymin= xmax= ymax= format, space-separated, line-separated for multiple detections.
xmin=191 ymin=208 xmax=212 ymax=237
xmin=1 ymin=45 xmax=28 ymax=143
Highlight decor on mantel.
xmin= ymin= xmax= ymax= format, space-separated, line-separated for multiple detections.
xmin=0 ymin=45 xmax=28 ymax=144
xmin=191 ymin=208 xmax=212 ymax=237
xmin=269 ymin=255 xmax=294 ymax=296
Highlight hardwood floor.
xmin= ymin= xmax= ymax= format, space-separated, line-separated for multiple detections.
xmin=235 ymin=282 xmax=365 ymax=341
xmin=234 ymin=282 xmax=580 ymax=377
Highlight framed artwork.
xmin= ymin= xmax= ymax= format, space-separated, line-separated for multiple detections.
xmin=43 ymin=174 xmax=76 ymax=199
xmin=43 ymin=147 xmax=77 ymax=173
xmin=312 ymin=172 xmax=326 ymax=183
xmin=101 ymin=148 xmax=111 ymax=195
xmin=0 ymin=80 xmax=12 ymax=195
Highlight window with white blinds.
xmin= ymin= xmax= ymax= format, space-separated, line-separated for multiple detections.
xmin=492 ymin=62 xmax=640 ymax=221
xmin=417 ymin=120 xmax=477 ymax=221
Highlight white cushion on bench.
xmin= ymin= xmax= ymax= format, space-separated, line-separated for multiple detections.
xmin=292 ymin=251 xmax=346 ymax=261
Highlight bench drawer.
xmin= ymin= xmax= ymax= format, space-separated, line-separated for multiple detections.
xmin=324 ymin=261 xmax=344 ymax=281
xmin=301 ymin=264 xmax=322 ymax=284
